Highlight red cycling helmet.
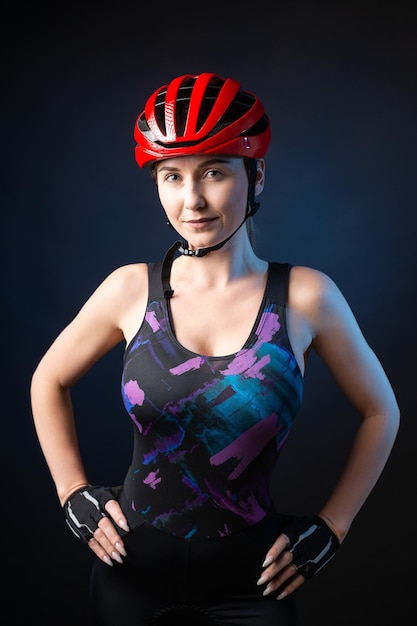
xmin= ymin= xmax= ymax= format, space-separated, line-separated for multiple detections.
xmin=134 ymin=72 xmax=271 ymax=167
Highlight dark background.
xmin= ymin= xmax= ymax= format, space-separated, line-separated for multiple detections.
xmin=2 ymin=2 xmax=416 ymax=624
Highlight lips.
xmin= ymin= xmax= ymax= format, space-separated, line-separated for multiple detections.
xmin=186 ymin=217 xmax=216 ymax=223
xmin=184 ymin=217 xmax=218 ymax=228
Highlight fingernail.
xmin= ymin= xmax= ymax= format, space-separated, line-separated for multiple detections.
xmin=103 ymin=556 xmax=113 ymax=567
xmin=263 ymin=583 xmax=274 ymax=596
xmin=262 ymin=555 xmax=273 ymax=567
xmin=257 ymin=574 xmax=268 ymax=586
xmin=118 ymin=519 xmax=130 ymax=532
xmin=277 ymin=591 xmax=287 ymax=601
xmin=116 ymin=542 xmax=127 ymax=557
xmin=111 ymin=551 xmax=124 ymax=564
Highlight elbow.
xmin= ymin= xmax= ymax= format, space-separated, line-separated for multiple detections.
xmin=392 ymin=400 xmax=401 ymax=437
xmin=30 ymin=359 xmax=67 ymax=404
xmin=30 ymin=364 xmax=41 ymax=400
xmin=381 ymin=396 xmax=401 ymax=448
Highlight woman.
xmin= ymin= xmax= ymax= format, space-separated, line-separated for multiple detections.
xmin=31 ymin=72 xmax=400 ymax=625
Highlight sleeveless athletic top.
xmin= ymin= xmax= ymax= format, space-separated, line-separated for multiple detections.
xmin=121 ymin=250 xmax=304 ymax=540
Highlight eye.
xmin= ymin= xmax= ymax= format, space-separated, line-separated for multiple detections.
xmin=164 ymin=172 xmax=180 ymax=182
xmin=205 ymin=169 xmax=223 ymax=179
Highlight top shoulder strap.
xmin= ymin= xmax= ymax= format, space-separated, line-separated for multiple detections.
xmin=148 ymin=240 xmax=182 ymax=302
xmin=267 ymin=262 xmax=293 ymax=306
xmin=147 ymin=261 xmax=164 ymax=301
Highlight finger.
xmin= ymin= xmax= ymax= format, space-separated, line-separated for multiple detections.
xmin=104 ymin=499 xmax=130 ymax=533
xmin=276 ymin=573 xmax=306 ymax=600
xmin=87 ymin=536 xmax=115 ymax=568
xmin=270 ymin=560 xmax=300 ymax=591
xmin=260 ymin=541 xmax=293 ymax=583
xmin=94 ymin=517 xmax=127 ymax=562
xmin=257 ymin=549 xmax=294 ymax=590
xmin=261 ymin=562 xmax=304 ymax=598
xmin=261 ymin=533 xmax=291 ymax=567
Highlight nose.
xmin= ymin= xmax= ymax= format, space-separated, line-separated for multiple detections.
xmin=183 ymin=179 xmax=206 ymax=211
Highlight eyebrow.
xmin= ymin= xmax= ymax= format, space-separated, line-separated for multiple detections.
xmin=157 ymin=157 xmax=233 ymax=172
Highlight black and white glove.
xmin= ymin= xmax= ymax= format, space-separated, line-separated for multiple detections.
xmin=283 ymin=515 xmax=340 ymax=579
xmin=63 ymin=484 xmax=120 ymax=544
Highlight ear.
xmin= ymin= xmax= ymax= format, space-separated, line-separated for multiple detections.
xmin=150 ymin=165 xmax=158 ymax=186
xmin=255 ymin=159 xmax=266 ymax=195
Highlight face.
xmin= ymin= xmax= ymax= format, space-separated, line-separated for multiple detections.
xmin=154 ymin=155 xmax=264 ymax=251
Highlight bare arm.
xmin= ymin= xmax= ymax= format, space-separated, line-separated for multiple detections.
xmin=306 ymin=268 xmax=400 ymax=540
xmin=30 ymin=263 xmax=148 ymax=563
xmin=259 ymin=266 xmax=400 ymax=597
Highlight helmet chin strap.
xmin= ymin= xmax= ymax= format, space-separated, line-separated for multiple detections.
xmin=178 ymin=203 xmax=259 ymax=257
xmin=175 ymin=158 xmax=260 ymax=258
xmin=162 ymin=208 xmax=258 ymax=297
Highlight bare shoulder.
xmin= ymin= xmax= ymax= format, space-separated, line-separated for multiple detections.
xmin=287 ymin=264 xmax=360 ymax=343
xmin=288 ymin=265 xmax=342 ymax=313
xmin=76 ymin=262 xmax=149 ymax=331
xmin=101 ymin=262 xmax=149 ymax=302
xmin=102 ymin=263 xmax=150 ymax=342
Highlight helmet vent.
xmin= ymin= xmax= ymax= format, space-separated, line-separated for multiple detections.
xmin=240 ymin=115 xmax=270 ymax=138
